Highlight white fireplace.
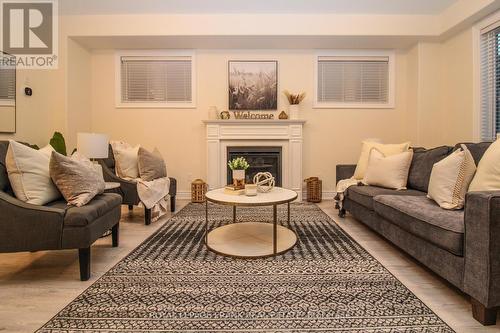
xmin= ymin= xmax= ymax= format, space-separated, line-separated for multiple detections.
xmin=203 ymin=119 xmax=306 ymax=201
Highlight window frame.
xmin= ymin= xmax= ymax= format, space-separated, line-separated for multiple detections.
xmin=115 ymin=49 xmax=196 ymax=109
xmin=473 ymin=10 xmax=500 ymax=142
xmin=313 ymin=50 xmax=395 ymax=109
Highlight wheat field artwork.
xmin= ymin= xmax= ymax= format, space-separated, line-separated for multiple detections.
xmin=228 ymin=61 xmax=278 ymax=110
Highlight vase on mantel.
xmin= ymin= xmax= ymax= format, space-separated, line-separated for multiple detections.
xmin=289 ymin=104 xmax=300 ymax=120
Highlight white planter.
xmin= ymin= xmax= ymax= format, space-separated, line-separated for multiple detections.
xmin=289 ymin=104 xmax=300 ymax=119
xmin=232 ymin=169 xmax=245 ymax=180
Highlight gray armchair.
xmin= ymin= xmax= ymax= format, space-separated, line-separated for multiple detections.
xmin=0 ymin=141 xmax=122 ymax=281
xmin=98 ymin=145 xmax=177 ymax=225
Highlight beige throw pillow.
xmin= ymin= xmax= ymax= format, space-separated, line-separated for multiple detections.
xmin=138 ymin=147 xmax=167 ymax=181
xmin=353 ymin=141 xmax=411 ymax=180
xmin=111 ymin=141 xmax=140 ymax=179
xmin=468 ymin=139 xmax=500 ymax=191
xmin=5 ymin=140 xmax=61 ymax=205
xmin=427 ymin=145 xmax=476 ymax=210
xmin=362 ymin=149 xmax=414 ymax=190
xmin=49 ymin=151 xmax=105 ymax=207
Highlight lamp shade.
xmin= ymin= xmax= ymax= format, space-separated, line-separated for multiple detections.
xmin=77 ymin=133 xmax=109 ymax=159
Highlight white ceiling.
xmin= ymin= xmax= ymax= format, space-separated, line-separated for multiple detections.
xmin=59 ymin=0 xmax=458 ymax=16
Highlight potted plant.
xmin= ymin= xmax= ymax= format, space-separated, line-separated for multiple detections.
xmin=283 ymin=90 xmax=306 ymax=120
xmin=228 ymin=157 xmax=250 ymax=188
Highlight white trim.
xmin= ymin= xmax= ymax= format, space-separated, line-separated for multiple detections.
xmin=0 ymin=99 xmax=15 ymax=107
xmin=115 ymin=49 xmax=197 ymax=109
xmin=313 ymin=49 xmax=396 ymax=109
xmin=472 ymin=10 xmax=500 ymax=142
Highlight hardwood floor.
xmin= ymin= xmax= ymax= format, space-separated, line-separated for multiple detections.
xmin=0 ymin=200 xmax=498 ymax=332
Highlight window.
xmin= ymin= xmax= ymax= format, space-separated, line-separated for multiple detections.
xmin=0 ymin=53 xmax=16 ymax=106
xmin=479 ymin=24 xmax=500 ymax=141
xmin=314 ymin=51 xmax=395 ymax=108
xmin=116 ymin=51 xmax=195 ymax=108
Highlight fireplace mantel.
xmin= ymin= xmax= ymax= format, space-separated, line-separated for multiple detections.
xmin=203 ymin=119 xmax=306 ymax=201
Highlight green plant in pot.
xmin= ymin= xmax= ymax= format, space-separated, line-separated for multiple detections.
xmin=49 ymin=131 xmax=67 ymax=156
xmin=228 ymin=157 xmax=250 ymax=188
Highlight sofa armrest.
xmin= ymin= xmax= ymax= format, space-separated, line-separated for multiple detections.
xmin=336 ymin=164 xmax=357 ymax=185
xmin=463 ymin=191 xmax=500 ymax=308
xmin=0 ymin=191 xmax=66 ymax=252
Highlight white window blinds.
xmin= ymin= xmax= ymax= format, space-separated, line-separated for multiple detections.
xmin=480 ymin=25 xmax=500 ymax=141
xmin=0 ymin=54 xmax=16 ymax=104
xmin=317 ymin=56 xmax=389 ymax=105
xmin=120 ymin=56 xmax=192 ymax=104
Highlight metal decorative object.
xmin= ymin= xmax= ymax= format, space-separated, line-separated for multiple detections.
xmin=253 ymin=172 xmax=275 ymax=193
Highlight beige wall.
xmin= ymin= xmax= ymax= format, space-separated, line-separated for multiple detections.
xmin=67 ymin=38 xmax=92 ymax=150
xmin=90 ymin=49 xmax=412 ymax=194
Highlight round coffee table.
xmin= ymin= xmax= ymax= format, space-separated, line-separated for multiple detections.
xmin=204 ymin=187 xmax=298 ymax=258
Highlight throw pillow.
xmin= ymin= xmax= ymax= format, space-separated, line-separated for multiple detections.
xmin=362 ymin=149 xmax=414 ymax=190
xmin=468 ymin=139 xmax=500 ymax=191
xmin=111 ymin=141 xmax=140 ymax=179
xmin=5 ymin=140 xmax=61 ymax=205
xmin=49 ymin=151 xmax=105 ymax=207
xmin=138 ymin=147 xmax=167 ymax=181
xmin=353 ymin=141 xmax=410 ymax=180
xmin=407 ymin=146 xmax=452 ymax=192
xmin=427 ymin=145 xmax=476 ymax=210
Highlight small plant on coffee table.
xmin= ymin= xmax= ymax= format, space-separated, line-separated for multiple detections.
xmin=228 ymin=157 xmax=250 ymax=189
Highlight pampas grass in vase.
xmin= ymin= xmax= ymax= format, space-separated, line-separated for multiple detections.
xmin=283 ymin=90 xmax=306 ymax=119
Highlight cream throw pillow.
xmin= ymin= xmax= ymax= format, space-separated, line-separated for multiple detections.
xmin=49 ymin=151 xmax=105 ymax=207
xmin=111 ymin=141 xmax=140 ymax=179
xmin=469 ymin=140 xmax=500 ymax=191
xmin=427 ymin=145 xmax=476 ymax=210
xmin=353 ymin=141 xmax=411 ymax=180
xmin=362 ymin=149 xmax=414 ymax=190
xmin=5 ymin=140 xmax=61 ymax=205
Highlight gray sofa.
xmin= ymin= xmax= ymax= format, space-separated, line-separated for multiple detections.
xmin=336 ymin=142 xmax=500 ymax=325
xmin=0 ymin=141 xmax=122 ymax=281
xmin=98 ymin=145 xmax=177 ymax=225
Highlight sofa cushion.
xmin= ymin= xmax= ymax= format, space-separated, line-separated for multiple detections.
xmin=46 ymin=193 xmax=122 ymax=227
xmin=373 ymin=195 xmax=464 ymax=255
xmin=408 ymin=146 xmax=452 ymax=192
xmin=346 ymin=185 xmax=426 ymax=211
xmin=454 ymin=142 xmax=492 ymax=165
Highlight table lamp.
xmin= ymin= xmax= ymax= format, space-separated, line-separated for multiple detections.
xmin=77 ymin=133 xmax=109 ymax=161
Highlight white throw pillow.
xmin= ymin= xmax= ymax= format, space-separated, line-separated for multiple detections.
xmin=427 ymin=145 xmax=476 ymax=210
xmin=353 ymin=141 xmax=410 ymax=180
xmin=468 ymin=140 xmax=500 ymax=191
xmin=5 ymin=140 xmax=61 ymax=205
xmin=362 ymin=149 xmax=414 ymax=190
xmin=111 ymin=141 xmax=140 ymax=179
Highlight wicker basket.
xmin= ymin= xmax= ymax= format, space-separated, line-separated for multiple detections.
xmin=191 ymin=179 xmax=207 ymax=203
xmin=304 ymin=177 xmax=322 ymax=203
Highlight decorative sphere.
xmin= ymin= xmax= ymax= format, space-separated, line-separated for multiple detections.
xmin=253 ymin=172 xmax=275 ymax=193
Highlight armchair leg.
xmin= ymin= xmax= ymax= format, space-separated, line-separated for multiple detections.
xmin=128 ymin=205 xmax=133 ymax=211
xmin=339 ymin=208 xmax=346 ymax=218
xmin=112 ymin=223 xmax=119 ymax=247
xmin=471 ymin=298 xmax=497 ymax=325
xmin=170 ymin=195 xmax=176 ymax=212
xmin=78 ymin=247 xmax=91 ymax=281
xmin=145 ymin=208 xmax=152 ymax=225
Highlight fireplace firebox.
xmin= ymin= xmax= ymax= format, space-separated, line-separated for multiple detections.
xmin=227 ymin=147 xmax=282 ymax=186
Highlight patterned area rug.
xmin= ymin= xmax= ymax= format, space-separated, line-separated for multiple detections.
xmin=39 ymin=203 xmax=454 ymax=332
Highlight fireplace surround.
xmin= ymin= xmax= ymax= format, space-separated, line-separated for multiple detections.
xmin=203 ymin=119 xmax=305 ymax=200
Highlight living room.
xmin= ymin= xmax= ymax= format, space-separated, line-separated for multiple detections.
xmin=1 ymin=0 xmax=500 ymax=332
